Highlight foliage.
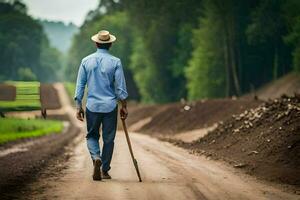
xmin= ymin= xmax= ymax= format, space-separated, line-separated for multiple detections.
xmin=186 ymin=3 xmax=226 ymax=99
xmin=64 ymin=82 xmax=76 ymax=101
xmin=283 ymin=0 xmax=300 ymax=73
xmin=246 ymin=0 xmax=291 ymax=81
xmin=65 ymin=0 xmax=300 ymax=102
xmin=2 ymin=0 xmax=300 ymax=102
xmin=0 ymin=118 xmax=63 ymax=144
xmin=17 ymin=67 xmax=37 ymax=81
xmin=129 ymin=34 xmax=160 ymax=103
xmin=39 ymin=37 xmax=64 ymax=82
xmin=0 ymin=1 xmax=62 ymax=82
xmin=123 ymin=0 xmax=202 ymax=102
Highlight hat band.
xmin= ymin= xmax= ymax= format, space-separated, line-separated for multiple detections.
xmin=99 ymin=35 xmax=110 ymax=41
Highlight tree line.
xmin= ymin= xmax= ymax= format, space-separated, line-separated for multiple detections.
xmin=1 ymin=0 xmax=300 ymax=102
xmin=67 ymin=0 xmax=300 ymax=103
xmin=0 ymin=0 xmax=63 ymax=82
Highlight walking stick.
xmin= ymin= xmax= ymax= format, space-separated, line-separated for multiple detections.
xmin=121 ymin=118 xmax=142 ymax=182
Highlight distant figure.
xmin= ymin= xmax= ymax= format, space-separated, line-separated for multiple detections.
xmin=41 ymin=108 xmax=47 ymax=119
xmin=74 ymin=30 xmax=128 ymax=181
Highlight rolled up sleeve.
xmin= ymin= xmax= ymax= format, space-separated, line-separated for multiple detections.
xmin=74 ymin=61 xmax=87 ymax=106
xmin=115 ymin=60 xmax=128 ymax=100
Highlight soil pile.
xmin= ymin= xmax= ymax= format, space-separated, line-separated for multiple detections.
xmin=244 ymin=72 xmax=300 ymax=100
xmin=40 ymin=84 xmax=61 ymax=109
xmin=117 ymin=104 xmax=165 ymax=130
xmin=179 ymin=95 xmax=300 ymax=186
xmin=127 ymin=104 xmax=166 ymax=126
xmin=135 ymin=99 xmax=261 ymax=135
xmin=0 ymin=84 xmax=15 ymax=101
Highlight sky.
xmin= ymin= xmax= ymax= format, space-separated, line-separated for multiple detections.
xmin=23 ymin=0 xmax=99 ymax=26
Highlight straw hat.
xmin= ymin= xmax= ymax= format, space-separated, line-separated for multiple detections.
xmin=91 ymin=30 xmax=116 ymax=43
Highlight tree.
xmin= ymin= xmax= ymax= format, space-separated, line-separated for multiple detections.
xmin=66 ymin=0 xmax=299 ymax=102
xmin=246 ymin=0 xmax=292 ymax=80
xmin=17 ymin=67 xmax=37 ymax=81
xmin=185 ymin=0 xmax=226 ymax=99
xmin=0 ymin=1 xmax=62 ymax=82
xmin=123 ymin=0 xmax=202 ymax=102
xmin=282 ymin=0 xmax=300 ymax=73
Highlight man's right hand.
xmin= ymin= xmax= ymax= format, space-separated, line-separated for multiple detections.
xmin=120 ymin=107 xmax=128 ymax=120
xmin=76 ymin=107 xmax=85 ymax=121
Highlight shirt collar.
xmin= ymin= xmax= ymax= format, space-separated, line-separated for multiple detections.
xmin=97 ymin=48 xmax=109 ymax=54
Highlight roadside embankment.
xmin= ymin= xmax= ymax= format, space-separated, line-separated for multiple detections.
xmin=128 ymin=95 xmax=300 ymax=188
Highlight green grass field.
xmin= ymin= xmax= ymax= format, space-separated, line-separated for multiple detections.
xmin=0 ymin=81 xmax=41 ymax=112
xmin=0 ymin=118 xmax=63 ymax=144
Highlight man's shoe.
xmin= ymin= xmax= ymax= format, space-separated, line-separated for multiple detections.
xmin=93 ymin=159 xmax=102 ymax=181
xmin=102 ymin=171 xmax=111 ymax=179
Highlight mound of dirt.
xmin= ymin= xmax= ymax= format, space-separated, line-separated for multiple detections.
xmin=179 ymin=95 xmax=300 ymax=186
xmin=127 ymin=104 xmax=168 ymax=126
xmin=135 ymin=99 xmax=261 ymax=135
xmin=0 ymin=84 xmax=15 ymax=101
xmin=244 ymin=72 xmax=300 ymax=100
xmin=40 ymin=84 xmax=61 ymax=109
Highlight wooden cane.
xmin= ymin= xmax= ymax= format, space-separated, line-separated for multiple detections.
xmin=121 ymin=118 xmax=142 ymax=182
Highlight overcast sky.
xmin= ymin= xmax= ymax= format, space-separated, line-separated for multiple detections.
xmin=23 ymin=0 xmax=99 ymax=26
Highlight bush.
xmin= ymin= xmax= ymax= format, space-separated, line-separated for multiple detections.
xmin=17 ymin=67 xmax=37 ymax=81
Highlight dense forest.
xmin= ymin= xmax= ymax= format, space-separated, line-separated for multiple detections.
xmin=0 ymin=0 xmax=63 ymax=82
xmin=67 ymin=0 xmax=300 ymax=103
xmin=1 ymin=0 xmax=300 ymax=103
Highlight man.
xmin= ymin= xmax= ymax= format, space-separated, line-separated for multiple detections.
xmin=74 ymin=30 xmax=128 ymax=181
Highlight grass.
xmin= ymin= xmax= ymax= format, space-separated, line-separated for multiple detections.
xmin=0 ymin=81 xmax=41 ymax=112
xmin=64 ymin=82 xmax=75 ymax=101
xmin=0 ymin=101 xmax=40 ymax=111
xmin=64 ymin=82 xmax=87 ymax=106
xmin=0 ymin=118 xmax=63 ymax=144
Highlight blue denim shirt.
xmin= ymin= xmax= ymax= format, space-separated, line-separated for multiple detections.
xmin=74 ymin=48 xmax=128 ymax=113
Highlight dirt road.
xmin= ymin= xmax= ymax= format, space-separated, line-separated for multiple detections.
xmin=20 ymin=84 xmax=300 ymax=199
xmin=25 ymin=131 xmax=298 ymax=200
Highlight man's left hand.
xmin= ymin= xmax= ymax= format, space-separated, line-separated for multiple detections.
xmin=76 ymin=107 xmax=85 ymax=121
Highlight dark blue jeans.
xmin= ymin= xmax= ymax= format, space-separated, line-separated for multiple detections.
xmin=85 ymin=106 xmax=117 ymax=172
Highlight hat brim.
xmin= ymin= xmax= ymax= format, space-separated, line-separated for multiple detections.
xmin=91 ymin=34 xmax=116 ymax=43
